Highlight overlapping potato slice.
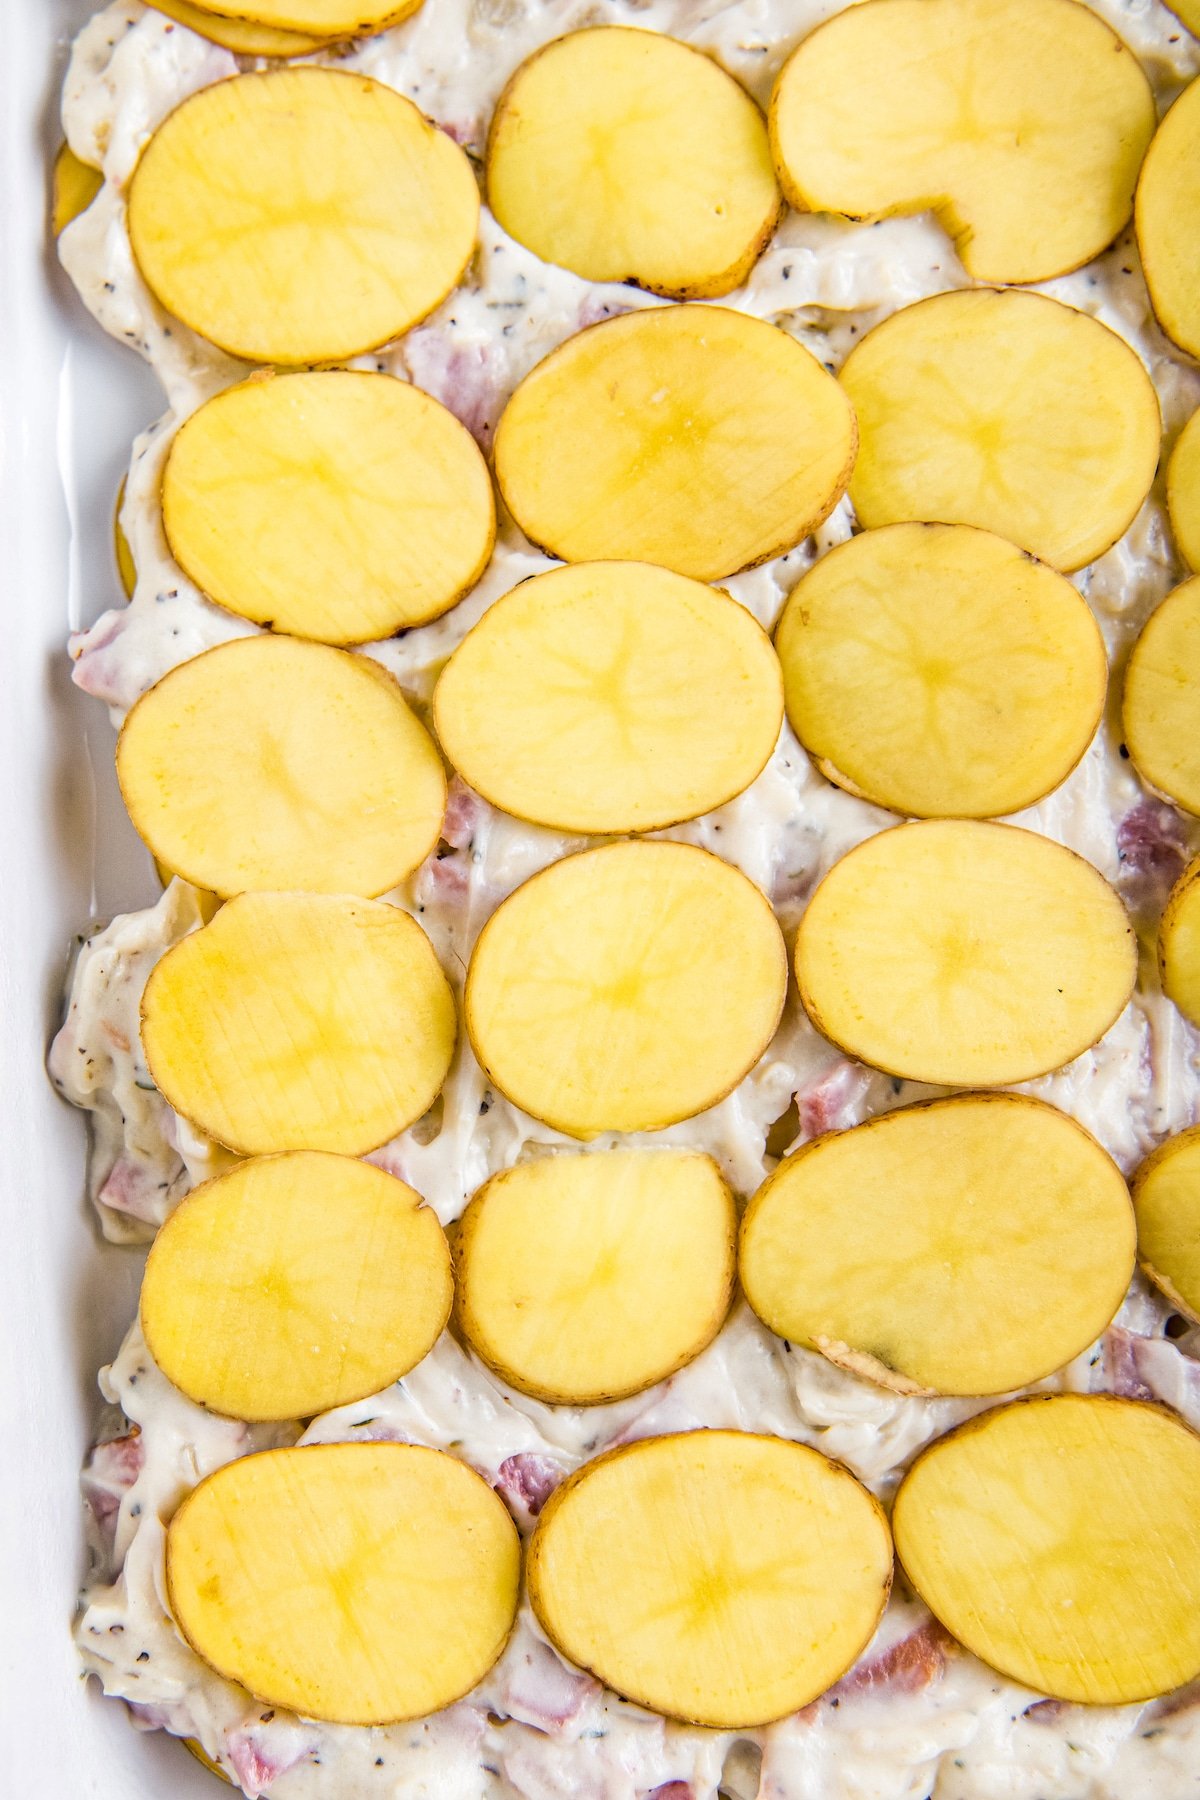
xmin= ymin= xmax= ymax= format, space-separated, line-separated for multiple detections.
xmin=494 ymin=305 xmax=856 ymax=582
xmin=187 ymin=0 xmax=419 ymax=28
xmin=741 ymin=1095 xmax=1134 ymax=1397
xmin=487 ymin=28 xmax=780 ymax=298
xmin=142 ymin=892 xmax=456 ymax=1155
xmin=1167 ymin=0 xmax=1200 ymax=34
xmin=1136 ymin=77 xmax=1200 ymax=360
xmin=1161 ymin=857 xmax=1200 ymax=1027
xmin=127 ymin=70 xmax=479 ymax=364
xmin=1169 ymin=410 xmax=1200 ymax=570
xmin=147 ymin=0 xmax=328 ymax=53
xmin=434 ymin=563 xmax=782 ymax=832
xmin=529 ymin=1430 xmax=891 ymax=1727
xmin=770 ymin=0 xmax=1154 ymax=285
xmin=775 ymin=524 xmax=1105 ymax=818
xmin=839 ymin=289 xmax=1160 ymax=572
xmin=1122 ymin=577 xmax=1200 ymax=816
xmin=894 ymin=1395 xmax=1200 ymax=1704
xmin=162 ymin=371 xmax=494 ymax=644
xmin=796 ymin=821 xmax=1136 ymax=1086
xmin=117 ymin=637 xmax=446 ymax=897
xmin=167 ymin=1443 xmax=520 ymax=1724
xmin=114 ymin=479 xmax=135 ymax=599
xmin=456 ymin=1149 xmax=736 ymax=1404
xmin=142 ymin=1152 xmax=452 ymax=1419
xmin=466 ymin=842 xmax=786 ymax=1137
xmin=1134 ymin=1126 xmax=1200 ymax=1322
xmin=52 ymin=143 xmax=102 ymax=236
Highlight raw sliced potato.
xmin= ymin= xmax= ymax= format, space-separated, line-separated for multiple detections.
xmin=465 ymin=841 xmax=787 ymax=1137
xmin=456 ymin=1149 xmax=736 ymax=1404
xmin=1160 ymin=857 xmax=1200 ymax=1027
xmin=528 ymin=1430 xmax=892 ymax=1727
xmin=162 ymin=371 xmax=495 ymax=645
xmin=433 ymin=562 xmax=783 ymax=833
xmin=839 ymin=289 xmax=1161 ymax=572
xmin=770 ymin=0 xmax=1154 ymax=285
xmin=186 ymin=0 xmax=419 ymax=29
xmin=1133 ymin=1125 xmax=1200 ymax=1322
xmin=52 ymin=143 xmax=102 ymax=236
xmin=775 ymin=523 xmax=1106 ymax=818
xmin=142 ymin=892 xmax=456 ymax=1155
xmin=796 ymin=821 xmax=1136 ymax=1086
xmin=1123 ymin=577 xmax=1200 ymax=816
xmin=1136 ymin=77 xmax=1200 ymax=359
xmin=117 ymin=636 xmax=446 ymax=897
xmin=127 ymin=70 xmax=479 ymax=364
xmin=147 ymin=0 xmax=329 ymax=54
xmin=114 ymin=479 xmax=135 ymax=599
xmin=141 ymin=1152 xmax=452 ymax=1420
xmin=494 ymin=305 xmax=856 ymax=582
xmin=167 ymin=1443 xmax=520 ymax=1724
xmin=487 ymin=27 xmax=781 ymax=298
xmin=1168 ymin=409 xmax=1200 ymax=570
xmin=740 ymin=1095 xmax=1134 ymax=1397
xmin=894 ymin=1394 xmax=1200 ymax=1704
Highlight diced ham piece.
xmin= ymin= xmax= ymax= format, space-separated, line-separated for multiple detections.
xmin=442 ymin=777 xmax=487 ymax=850
xmin=831 ymin=1620 xmax=949 ymax=1700
xmin=404 ymin=331 xmax=498 ymax=449
xmin=125 ymin=1701 xmax=175 ymax=1731
xmin=1103 ymin=1326 xmax=1200 ymax=1427
xmin=97 ymin=1155 xmax=166 ymax=1224
xmin=495 ymin=1452 xmax=565 ymax=1521
xmin=501 ymin=1636 xmax=599 ymax=1734
xmin=414 ymin=848 xmax=472 ymax=906
xmin=1116 ymin=800 xmax=1190 ymax=916
xmin=226 ymin=1719 xmax=318 ymax=1798
xmin=1024 ymin=1698 xmax=1069 ymax=1725
xmin=796 ymin=1061 xmax=872 ymax=1141
xmin=1103 ymin=1326 xmax=1158 ymax=1401
xmin=648 ymin=1786 xmax=694 ymax=1800
xmin=82 ymin=1431 xmax=144 ymax=1551
xmin=575 ymin=296 xmax=635 ymax=331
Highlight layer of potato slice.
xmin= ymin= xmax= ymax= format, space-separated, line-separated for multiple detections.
xmin=1136 ymin=77 xmax=1200 ymax=360
xmin=456 ymin=1149 xmax=736 ymax=1404
xmin=433 ymin=562 xmax=783 ymax=833
xmin=494 ymin=305 xmax=856 ymax=582
xmin=117 ymin=637 xmax=446 ymax=897
xmin=147 ymin=0 xmax=329 ymax=53
xmin=167 ymin=1443 xmax=520 ymax=1724
xmin=114 ymin=480 xmax=136 ymax=599
xmin=894 ymin=1394 xmax=1200 ymax=1704
xmin=529 ymin=1430 xmax=891 ymax=1727
xmin=142 ymin=1152 xmax=452 ymax=1420
xmin=1122 ymin=577 xmax=1200 ymax=816
xmin=466 ymin=841 xmax=786 ymax=1137
xmin=770 ymin=0 xmax=1154 ymax=286
xmin=839 ymin=289 xmax=1160 ymax=572
xmin=1133 ymin=1126 xmax=1200 ymax=1323
xmin=127 ymin=70 xmax=478 ymax=364
xmin=796 ymin=821 xmax=1136 ymax=1086
xmin=142 ymin=892 xmax=456 ymax=1155
xmin=1169 ymin=409 xmax=1200 ymax=570
xmin=1168 ymin=0 xmax=1200 ymax=34
xmin=162 ymin=371 xmax=495 ymax=644
xmin=189 ymin=0 xmax=419 ymax=28
xmin=775 ymin=523 xmax=1105 ymax=818
xmin=741 ymin=1095 xmax=1134 ymax=1397
xmin=52 ymin=143 xmax=102 ymax=237
xmin=487 ymin=27 xmax=780 ymax=298
xmin=1161 ymin=857 xmax=1200 ymax=1028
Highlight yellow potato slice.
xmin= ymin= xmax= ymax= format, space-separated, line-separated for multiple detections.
xmin=487 ymin=28 xmax=781 ymax=298
xmin=1133 ymin=1126 xmax=1200 ymax=1323
xmin=494 ymin=305 xmax=856 ymax=582
xmin=184 ymin=1740 xmax=229 ymax=1781
xmin=1167 ymin=0 xmax=1200 ymax=34
xmin=433 ymin=562 xmax=783 ymax=833
xmin=142 ymin=891 xmax=456 ymax=1155
xmin=770 ymin=0 xmax=1154 ymax=285
xmin=1168 ymin=409 xmax=1200 ymax=571
xmin=162 ymin=371 xmax=495 ymax=645
xmin=839 ymin=289 xmax=1161 ymax=572
xmin=127 ymin=70 xmax=479 ymax=364
xmin=894 ymin=1394 xmax=1200 ymax=1704
xmin=775 ymin=523 xmax=1106 ymax=819
xmin=796 ymin=821 xmax=1136 ymax=1087
xmin=529 ymin=1430 xmax=891 ymax=1727
xmin=741 ymin=1095 xmax=1134 ymax=1397
xmin=1123 ymin=577 xmax=1200 ymax=817
xmin=465 ymin=841 xmax=786 ymax=1137
xmin=167 ymin=1443 xmax=520 ymax=1724
xmin=1160 ymin=856 xmax=1200 ymax=1028
xmin=189 ymin=0 xmax=419 ymax=29
xmin=1136 ymin=77 xmax=1200 ymax=360
xmin=142 ymin=1152 xmax=452 ymax=1419
xmin=456 ymin=1149 xmax=736 ymax=1404
xmin=52 ymin=143 xmax=102 ymax=237
xmin=147 ymin=1 xmax=329 ymax=54
xmin=114 ymin=479 xmax=135 ymax=599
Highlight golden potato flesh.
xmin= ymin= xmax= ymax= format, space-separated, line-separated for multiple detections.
xmin=1136 ymin=77 xmax=1200 ymax=359
xmin=840 ymin=289 xmax=1161 ymax=572
xmin=1167 ymin=0 xmax=1200 ymax=33
xmin=1168 ymin=408 xmax=1200 ymax=571
xmin=52 ymin=143 xmax=102 ymax=237
xmin=894 ymin=1395 xmax=1200 ymax=1704
xmin=127 ymin=70 xmax=478 ymax=364
xmin=147 ymin=1 xmax=328 ymax=53
xmin=1133 ymin=1125 xmax=1200 ymax=1323
xmin=1123 ymin=577 xmax=1200 ymax=817
xmin=188 ymin=0 xmax=420 ymax=28
xmin=114 ymin=479 xmax=135 ymax=599
xmin=1160 ymin=857 xmax=1200 ymax=1028
xmin=494 ymin=305 xmax=857 ymax=582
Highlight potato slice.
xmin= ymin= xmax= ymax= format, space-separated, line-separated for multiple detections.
xmin=775 ymin=523 xmax=1106 ymax=819
xmin=894 ymin=1394 xmax=1200 ymax=1704
xmin=127 ymin=70 xmax=478 ymax=364
xmin=494 ymin=305 xmax=856 ymax=582
xmin=1133 ymin=1126 xmax=1200 ymax=1323
xmin=487 ymin=28 xmax=780 ymax=298
xmin=741 ymin=1095 xmax=1134 ymax=1397
xmin=1122 ymin=577 xmax=1200 ymax=817
xmin=796 ymin=821 xmax=1136 ymax=1086
xmin=839 ymin=289 xmax=1160 ymax=572
xmin=52 ymin=143 xmax=102 ymax=237
xmin=465 ymin=841 xmax=786 ymax=1137
xmin=118 ymin=637 xmax=446 ymax=897
xmin=456 ymin=1149 xmax=736 ymax=1404
xmin=529 ymin=1430 xmax=891 ymax=1727
xmin=114 ymin=479 xmax=135 ymax=599
xmin=1136 ymin=77 xmax=1200 ymax=360
xmin=187 ymin=0 xmax=419 ymax=29
xmin=1168 ymin=409 xmax=1200 ymax=571
xmin=142 ymin=1152 xmax=452 ymax=1420
xmin=142 ymin=891 xmax=456 ymax=1155
xmin=184 ymin=1740 xmax=229 ymax=1781
xmin=433 ymin=562 xmax=783 ymax=833
xmin=167 ymin=1443 xmax=520 ymax=1724
xmin=1167 ymin=0 xmax=1200 ymax=34
xmin=147 ymin=1 xmax=329 ymax=54
xmin=1160 ymin=856 xmax=1200 ymax=1028
xmin=770 ymin=0 xmax=1154 ymax=286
